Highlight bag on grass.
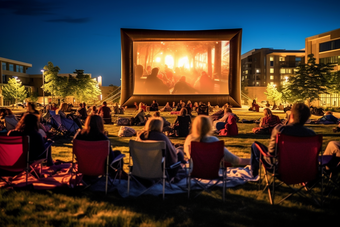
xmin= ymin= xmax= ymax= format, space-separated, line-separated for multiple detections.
xmin=118 ymin=126 xmax=136 ymax=137
xmin=117 ymin=117 xmax=130 ymax=126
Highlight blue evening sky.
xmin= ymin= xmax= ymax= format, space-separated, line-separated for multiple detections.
xmin=0 ymin=0 xmax=339 ymax=86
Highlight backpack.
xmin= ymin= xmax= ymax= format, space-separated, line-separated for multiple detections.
xmin=116 ymin=117 xmax=130 ymax=126
xmin=118 ymin=126 xmax=136 ymax=137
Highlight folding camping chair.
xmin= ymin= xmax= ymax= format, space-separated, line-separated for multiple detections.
xmin=259 ymin=133 xmax=323 ymax=205
xmin=72 ymin=139 xmax=111 ymax=194
xmin=127 ymin=140 xmax=168 ymax=199
xmin=0 ymin=136 xmax=53 ymax=186
xmin=187 ymin=141 xmax=227 ymax=201
xmin=50 ymin=115 xmax=79 ymax=137
xmin=318 ymin=154 xmax=340 ymax=201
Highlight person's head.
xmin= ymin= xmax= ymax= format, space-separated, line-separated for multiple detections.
xmin=58 ymin=103 xmax=68 ymax=112
xmin=82 ymin=115 xmax=104 ymax=135
xmin=187 ymin=100 xmax=191 ymax=104
xmin=224 ymin=108 xmax=232 ymax=114
xmin=0 ymin=109 xmax=6 ymax=117
xmin=103 ymin=101 xmax=107 ymax=106
xmin=180 ymin=107 xmax=188 ymax=116
xmin=27 ymin=102 xmax=36 ymax=111
xmin=179 ymin=100 xmax=183 ymax=104
xmin=152 ymin=100 xmax=156 ymax=104
xmin=15 ymin=113 xmax=39 ymax=133
xmin=82 ymin=102 xmax=86 ymax=108
xmin=263 ymin=108 xmax=272 ymax=117
xmin=145 ymin=117 xmax=163 ymax=133
xmin=91 ymin=105 xmax=97 ymax=112
xmin=191 ymin=115 xmax=212 ymax=141
xmin=289 ymin=103 xmax=311 ymax=125
xmin=151 ymin=67 xmax=159 ymax=77
xmin=79 ymin=103 xmax=83 ymax=108
xmin=166 ymin=102 xmax=169 ymax=106
xmin=134 ymin=102 xmax=137 ymax=106
xmin=153 ymin=111 xmax=161 ymax=117
xmin=325 ymin=111 xmax=332 ymax=115
xmin=179 ymin=76 xmax=186 ymax=82
xmin=138 ymin=102 xmax=144 ymax=111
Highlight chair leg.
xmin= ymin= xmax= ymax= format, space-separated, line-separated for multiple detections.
xmin=188 ymin=176 xmax=191 ymax=199
xmin=162 ymin=177 xmax=165 ymax=200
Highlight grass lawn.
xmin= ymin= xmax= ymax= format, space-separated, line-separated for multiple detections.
xmin=1 ymin=107 xmax=339 ymax=227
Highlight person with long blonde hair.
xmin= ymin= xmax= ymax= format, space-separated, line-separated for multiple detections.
xmin=56 ymin=103 xmax=68 ymax=118
xmin=136 ymin=117 xmax=185 ymax=168
xmin=184 ymin=115 xmax=249 ymax=166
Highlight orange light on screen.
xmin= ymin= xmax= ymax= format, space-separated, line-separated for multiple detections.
xmin=165 ymin=55 xmax=174 ymax=69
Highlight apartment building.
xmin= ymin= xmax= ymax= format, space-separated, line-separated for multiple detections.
xmin=0 ymin=57 xmax=34 ymax=106
xmin=306 ymin=28 xmax=340 ymax=107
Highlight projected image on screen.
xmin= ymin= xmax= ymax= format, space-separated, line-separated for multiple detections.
xmin=133 ymin=41 xmax=230 ymax=95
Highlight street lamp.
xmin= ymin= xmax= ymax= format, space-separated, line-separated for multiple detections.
xmin=41 ymin=69 xmax=46 ymax=108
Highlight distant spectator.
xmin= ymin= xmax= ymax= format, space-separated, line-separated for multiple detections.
xmin=150 ymin=100 xmax=159 ymax=111
xmin=252 ymin=108 xmax=281 ymax=134
xmin=98 ymin=101 xmax=112 ymax=124
xmin=173 ymin=108 xmax=191 ymax=137
xmin=90 ymin=105 xmax=98 ymax=115
xmin=77 ymin=103 xmax=88 ymax=121
xmin=317 ymin=111 xmax=338 ymax=124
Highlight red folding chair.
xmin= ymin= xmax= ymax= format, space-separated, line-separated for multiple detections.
xmin=188 ymin=141 xmax=227 ymax=201
xmin=0 ymin=136 xmax=52 ymax=186
xmin=72 ymin=139 xmax=110 ymax=194
xmin=259 ymin=133 xmax=323 ymax=205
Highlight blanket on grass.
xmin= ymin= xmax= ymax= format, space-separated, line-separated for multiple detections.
xmin=87 ymin=165 xmax=258 ymax=198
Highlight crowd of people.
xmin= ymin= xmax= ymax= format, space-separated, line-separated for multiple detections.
xmin=1 ymin=100 xmax=340 ymax=186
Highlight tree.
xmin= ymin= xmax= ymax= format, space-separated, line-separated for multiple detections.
xmin=71 ymin=70 xmax=101 ymax=103
xmin=282 ymin=54 xmax=334 ymax=105
xmin=28 ymin=92 xmax=38 ymax=103
xmin=2 ymin=77 xmax=27 ymax=104
xmin=264 ymin=84 xmax=282 ymax=104
xmin=43 ymin=62 xmax=70 ymax=100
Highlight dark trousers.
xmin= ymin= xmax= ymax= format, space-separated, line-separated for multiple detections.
xmin=250 ymin=142 xmax=274 ymax=177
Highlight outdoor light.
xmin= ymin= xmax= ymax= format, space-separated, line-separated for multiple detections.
xmin=285 ymin=76 xmax=288 ymax=82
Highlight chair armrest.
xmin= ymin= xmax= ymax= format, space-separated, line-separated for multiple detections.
xmin=169 ymin=161 xmax=182 ymax=169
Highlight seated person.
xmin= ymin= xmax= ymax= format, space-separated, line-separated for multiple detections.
xmin=98 ymin=101 xmax=112 ymax=124
xmin=324 ymin=141 xmax=340 ymax=157
xmin=173 ymin=108 xmax=191 ymax=137
xmin=184 ymin=115 xmax=250 ymax=166
xmin=192 ymin=102 xmax=199 ymax=112
xmin=153 ymin=111 xmax=171 ymax=128
xmin=76 ymin=103 xmax=88 ymax=121
xmin=186 ymin=101 xmax=193 ymax=116
xmin=27 ymin=102 xmax=40 ymax=116
xmin=113 ymin=103 xmax=120 ymax=114
xmin=252 ymin=108 xmax=281 ymax=134
xmin=8 ymin=113 xmax=53 ymax=165
xmin=197 ymin=102 xmax=209 ymax=115
xmin=317 ymin=111 xmax=338 ymax=124
xmin=56 ymin=103 xmax=68 ymax=118
xmin=176 ymin=100 xmax=184 ymax=111
xmin=131 ymin=105 xmax=146 ymax=126
xmin=0 ymin=108 xmax=18 ymax=132
xmin=213 ymin=107 xmax=234 ymax=131
xmin=150 ymin=100 xmax=159 ymax=111
xmin=250 ymin=103 xmax=315 ymax=177
xmin=74 ymin=115 xmax=123 ymax=172
xmin=90 ymin=105 xmax=98 ymax=115
xmin=160 ymin=102 xmax=173 ymax=112
xmin=218 ymin=110 xmax=238 ymax=137
xmin=136 ymin=117 xmax=185 ymax=170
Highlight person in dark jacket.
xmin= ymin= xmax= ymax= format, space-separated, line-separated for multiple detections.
xmin=173 ymin=108 xmax=191 ymax=137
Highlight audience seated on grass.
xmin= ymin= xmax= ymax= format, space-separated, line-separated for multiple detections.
xmin=153 ymin=111 xmax=171 ymax=129
xmin=74 ymin=115 xmax=123 ymax=173
xmin=218 ymin=110 xmax=238 ymax=137
xmin=27 ymin=102 xmax=40 ymax=117
xmin=186 ymin=100 xmax=193 ymax=116
xmin=136 ymin=117 xmax=185 ymax=175
xmin=76 ymin=103 xmax=88 ymax=121
xmin=184 ymin=115 xmax=250 ymax=166
xmin=8 ymin=113 xmax=53 ymax=165
xmin=90 ymin=105 xmax=98 ymax=115
xmin=213 ymin=107 xmax=234 ymax=131
xmin=98 ymin=101 xmax=112 ymax=124
xmin=252 ymin=108 xmax=281 ymax=134
xmin=250 ymin=103 xmax=315 ymax=177
xmin=172 ymin=108 xmax=191 ymax=137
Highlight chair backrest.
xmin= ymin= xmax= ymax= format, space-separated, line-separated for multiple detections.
xmin=276 ymin=134 xmax=322 ymax=185
xmin=0 ymin=136 xmax=29 ymax=172
xmin=190 ymin=141 xmax=224 ymax=179
xmin=73 ymin=139 xmax=109 ymax=176
xmin=129 ymin=140 xmax=165 ymax=179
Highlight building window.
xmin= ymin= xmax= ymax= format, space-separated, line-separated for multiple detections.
xmin=270 ymin=68 xmax=274 ymax=73
xmin=296 ymin=57 xmax=301 ymax=62
xmin=9 ymin=64 xmax=14 ymax=71
xmin=279 ymin=57 xmax=285 ymax=61
xmin=2 ymin=75 xmax=6 ymax=83
xmin=256 ymin=81 xmax=259 ymax=86
xmin=270 ymin=75 xmax=274 ymax=80
xmin=245 ymin=70 xmax=248 ymax=74
xmin=1 ymin=62 xmax=6 ymax=70
xmin=287 ymin=69 xmax=292 ymax=74
xmin=270 ymin=56 xmax=274 ymax=66
xmin=280 ymin=68 xmax=285 ymax=73
xmin=319 ymin=39 xmax=340 ymax=52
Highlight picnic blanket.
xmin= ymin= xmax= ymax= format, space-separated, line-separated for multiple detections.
xmin=0 ymin=160 xmax=73 ymax=189
xmin=87 ymin=165 xmax=258 ymax=197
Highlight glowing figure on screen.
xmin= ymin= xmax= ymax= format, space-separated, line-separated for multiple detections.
xmin=145 ymin=68 xmax=169 ymax=94
xmin=165 ymin=55 xmax=174 ymax=69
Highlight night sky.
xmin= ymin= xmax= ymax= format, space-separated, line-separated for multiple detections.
xmin=1 ymin=0 xmax=339 ymax=86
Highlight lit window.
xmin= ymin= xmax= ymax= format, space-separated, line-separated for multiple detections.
xmin=279 ymin=57 xmax=285 ymax=61
xmin=270 ymin=82 xmax=274 ymax=85
xmin=270 ymin=68 xmax=274 ymax=73
xmin=270 ymin=56 xmax=274 ymax=61
xmin=270 ymin=75 xmax=274 ymax=80
xmin=280 ymin=68 xmax=285 ymax=73
xmin=256 ymin=81 xmax=259 ymax=86
xmin=287 ymin=69 xmax=292 ymax=73
xmin=245 ymin=70 xmax=248 ymax=74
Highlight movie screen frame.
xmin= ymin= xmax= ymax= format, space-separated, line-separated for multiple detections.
xmin=120 ymin=29 xmax=242 ymax=107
